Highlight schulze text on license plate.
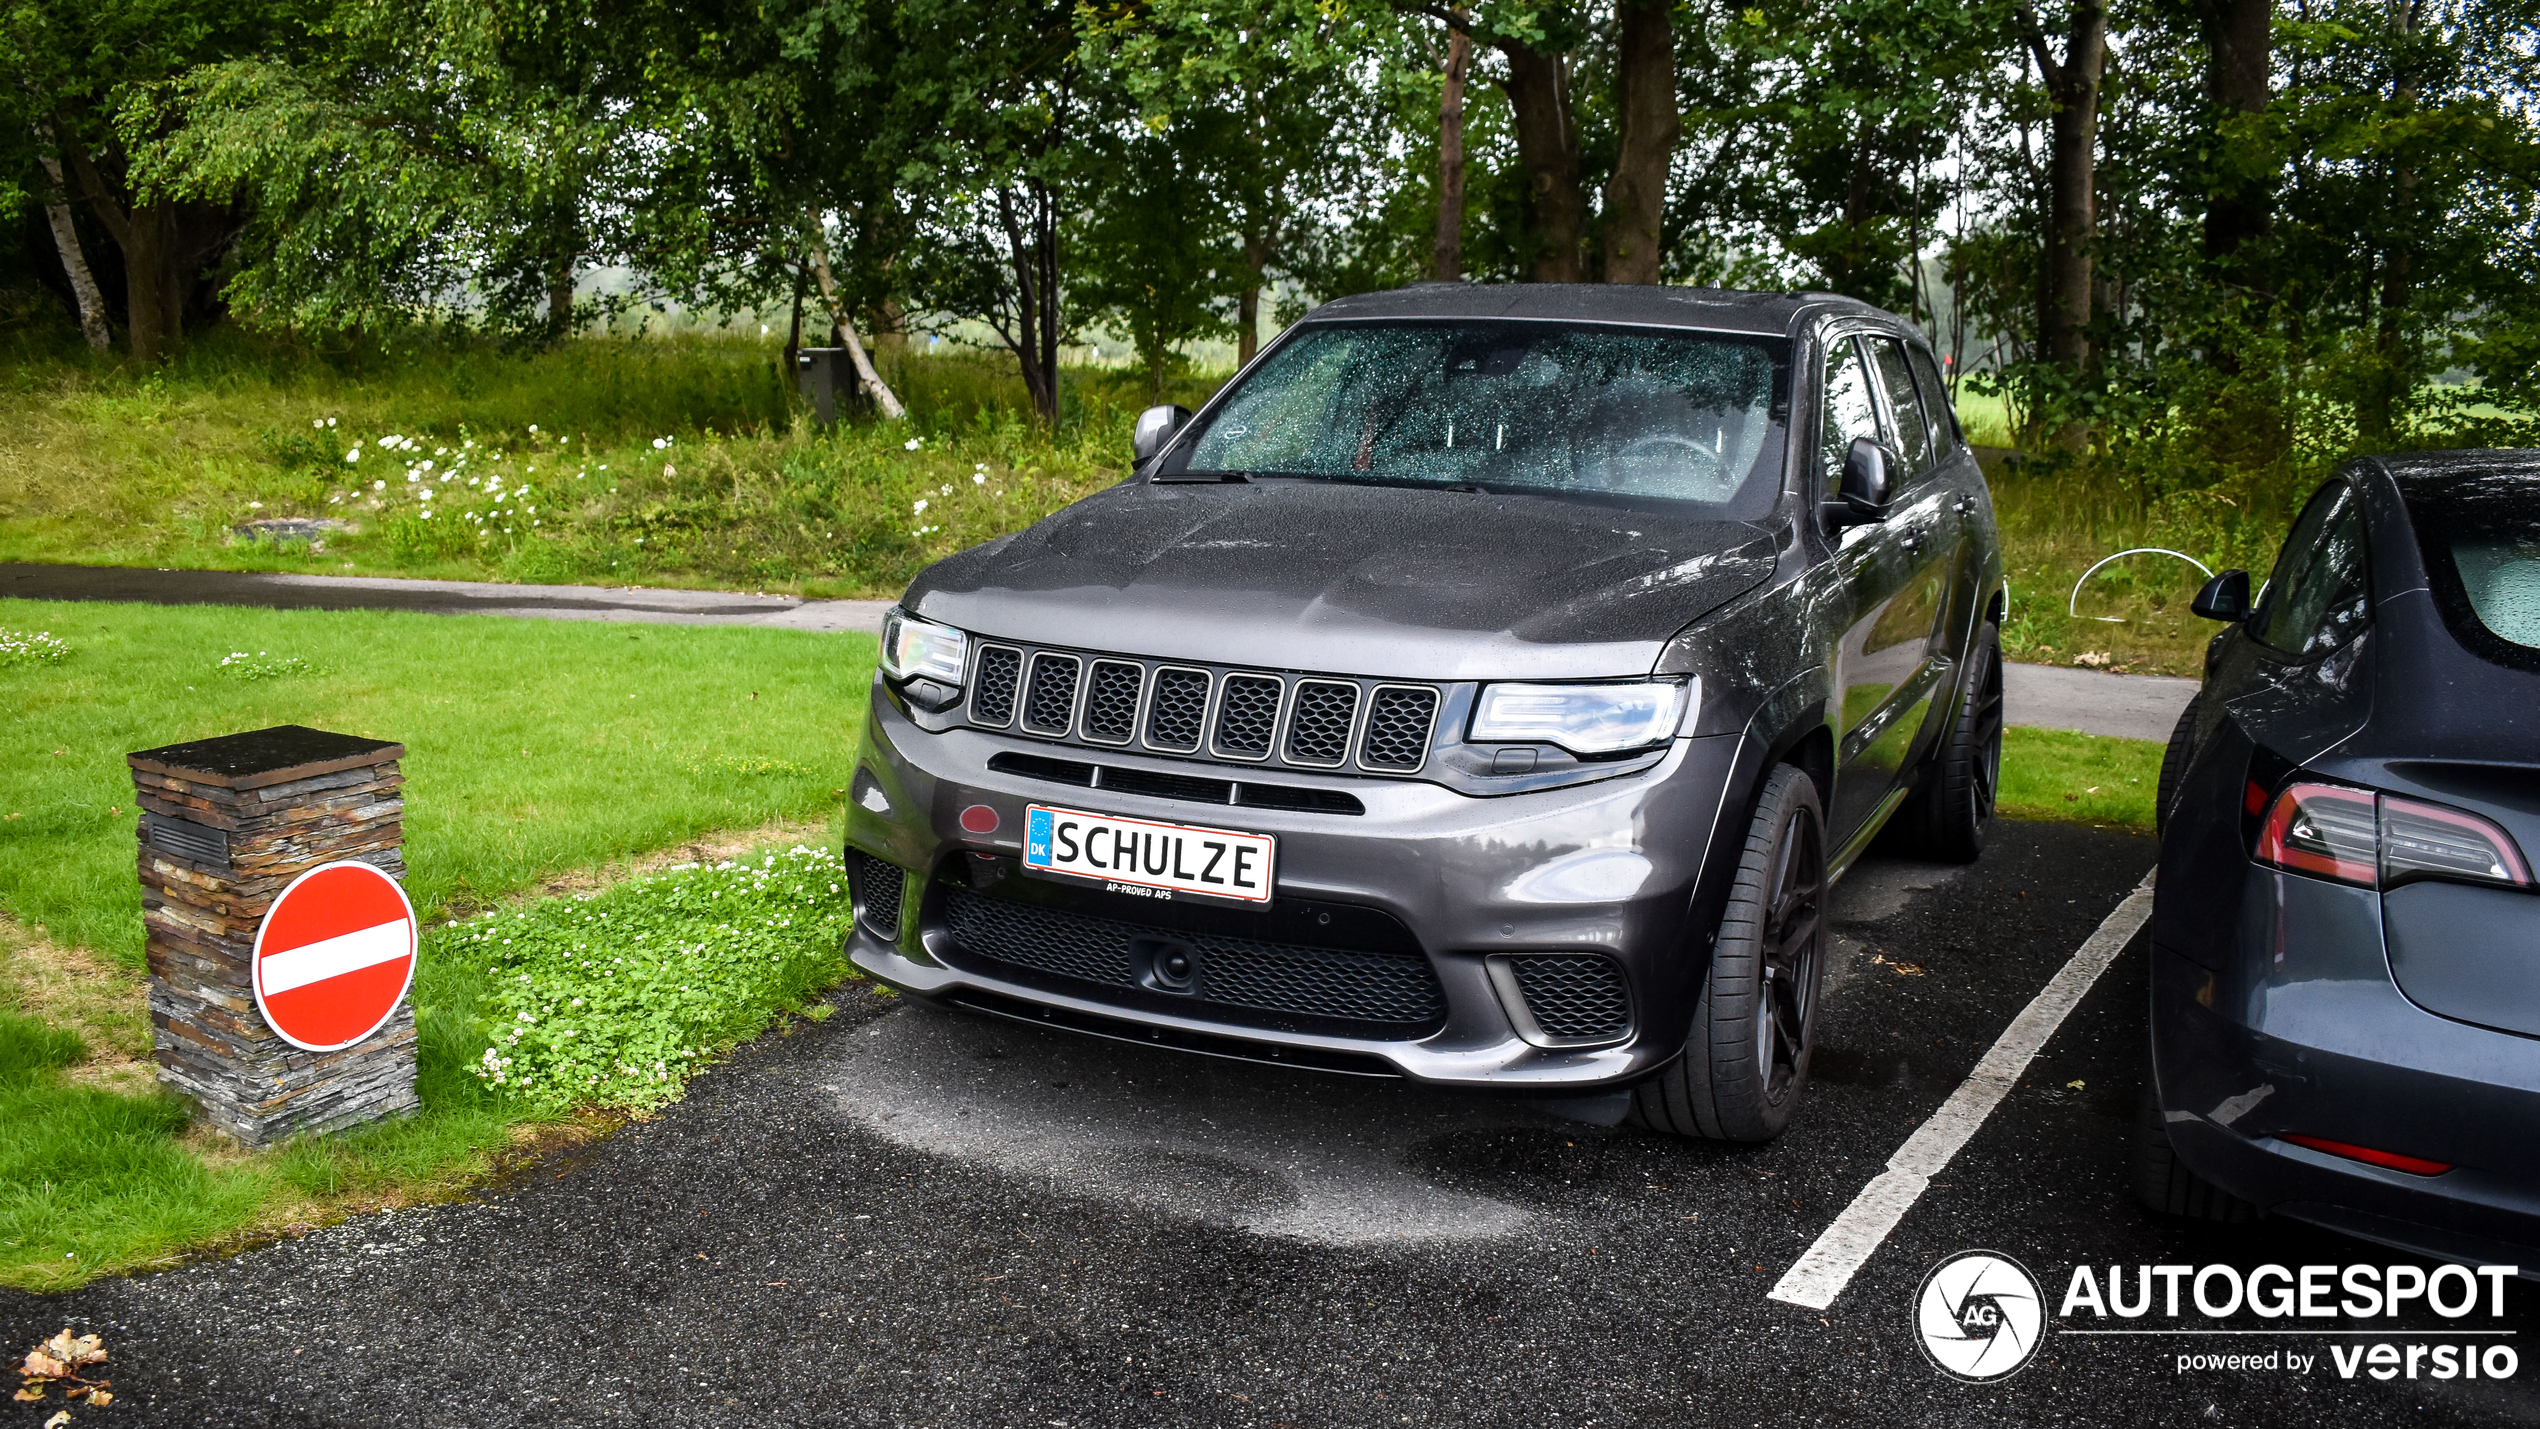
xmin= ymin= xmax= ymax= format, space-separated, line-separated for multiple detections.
xmin=1021 ymin=805 xmax=1276 ymax=905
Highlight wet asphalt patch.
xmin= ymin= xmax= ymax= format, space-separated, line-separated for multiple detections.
xmin=6 ymin=820 xmax=2535 ymax=1427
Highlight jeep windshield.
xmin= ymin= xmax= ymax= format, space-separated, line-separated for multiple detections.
xmin=1166 ymin=321 xmax=1791 ymax=516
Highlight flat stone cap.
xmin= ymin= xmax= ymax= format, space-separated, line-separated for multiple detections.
xmin=128 ymin=725 xmax=404 ymax=790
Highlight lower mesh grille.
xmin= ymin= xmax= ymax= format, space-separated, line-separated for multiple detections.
xmin=850 ymin=851 xmax=905 ymax=940
xmin=942 ymin=890 xmax=1444 ymax=1029
xmin=1507 ymin=954 xmax=1631 ymax=1041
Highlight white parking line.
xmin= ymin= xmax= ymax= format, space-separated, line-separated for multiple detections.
xmin=1768 ymin=871 xmax=2158 ymax=1311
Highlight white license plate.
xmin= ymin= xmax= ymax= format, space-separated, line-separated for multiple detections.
xmin=1021 ymin=804 xmax=1276 ymax=906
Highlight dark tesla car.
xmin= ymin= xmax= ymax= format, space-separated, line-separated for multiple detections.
xmin=844 ymin=283 xmax=2004 ymax=1141
xmin=2143 ymin=452 xmax=2540 ymax=1265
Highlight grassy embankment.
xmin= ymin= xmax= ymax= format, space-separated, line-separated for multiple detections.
xmin=0 ymin=599 xmax=875 ymax=1289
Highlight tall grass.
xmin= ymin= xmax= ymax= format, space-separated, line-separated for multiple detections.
xmin=0 ymin=331 xmax=1224 ymax=596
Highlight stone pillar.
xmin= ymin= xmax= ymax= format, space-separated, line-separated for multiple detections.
xmin=126 ymin=725 xmax=419 ymax=1146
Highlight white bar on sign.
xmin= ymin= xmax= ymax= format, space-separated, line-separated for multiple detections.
xmin=260 ymin=919 xmax=413 ymax=995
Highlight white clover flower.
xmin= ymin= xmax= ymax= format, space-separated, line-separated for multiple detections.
xmin=973 ymin=473 xmax=986 ymax=485
xmin=651 ymin=437 xmax=667 ymax=450
xmin=248 ymin=501 xmax=263 ymax=509
xmin=913 ymin=499 xmax=928 ymax=514
xmin=327 ymin=417 xmax=338 ymax=428
xmin=904 ymin=437 xmax=922 ymax=451
xmin=940 ymin=484 xmax=953 ymax=496
xmin=419 ymin=460 xmax=434 ymax=473
xmin=345 ymin=448 xmax=362 ymax=463
xmin=407 ymin=472 xmax=420 ymax=483
xmin=384 ymin=434 xmax=403 ymax=447
xmin=435 ymin=447 xmax=448 ymax=456
xmin=528 ymin=424 xmax=539 ymax=433
xmin=663 ymin=464 xmax=675 ymax=477
xmin=312 ymin=419 xmax=325 ymax=429
xmin=373 ymin=479 xmax=386 ymax=491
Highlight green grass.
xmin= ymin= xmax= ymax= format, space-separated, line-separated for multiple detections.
xmin=1997 ymin=726 xmax=2162 ymax=833
xmin=0 ymin=598 xmax=875 ymax=966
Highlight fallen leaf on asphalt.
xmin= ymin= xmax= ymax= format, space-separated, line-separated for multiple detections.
xmin=22 ymin=1353 xmax=65 ymax=1379
xmin=2066 ymin=1079 xmax=2086 ymax=1090
xmin=86 ymin=1390 xmax=112 ymax=1407
xmin=45 ymin=1331 xmax=105 ymax=1368
xmin=12 ymin=1387 xmax=43 ymax=1402
xmin=43 ymin=1412 xmax=69 ymax=1429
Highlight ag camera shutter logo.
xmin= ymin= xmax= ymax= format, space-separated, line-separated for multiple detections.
xmin=1916 ymin=1250 xmax=2046 ymax=1382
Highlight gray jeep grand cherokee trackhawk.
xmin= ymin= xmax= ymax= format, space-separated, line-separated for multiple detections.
xmin=845 ymin=283 xmax=2005 ymax=1142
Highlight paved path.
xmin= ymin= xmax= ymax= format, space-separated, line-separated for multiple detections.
xmin=2003 ymin=660 xmax=2200 ymax=743
xmin=2 ymin=563 xmax=2199 ymax=739
xmin=0 ymin=563 xmax=892 ymax=635
xmin=9 ymin=823 xmax=2526 ymax=1426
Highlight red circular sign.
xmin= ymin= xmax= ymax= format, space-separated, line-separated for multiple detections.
xmin=251 ymin=860 xmax=418 ymax=1052
xmin=959 ymin=804 xmax=1000 ymax=835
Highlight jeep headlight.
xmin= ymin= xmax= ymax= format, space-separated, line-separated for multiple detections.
xmin=880 ymin=607 xmax=969 ymax=685
xmin=1468 ymin=679 xmax=1694 ymax=755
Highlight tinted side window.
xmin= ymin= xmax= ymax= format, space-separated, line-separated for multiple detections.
xmin=1819 ymin=337 xmax=1880 ymax=489
xmin=1907 ymin=345 xmax=1959 ymax=454
xmin=1866 ymin=338 xmax=1932 ymax=474
xmin=2255 ymin=483 xmax=2372 ymax=657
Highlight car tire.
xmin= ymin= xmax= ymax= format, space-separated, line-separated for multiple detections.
xmin=2132 ymin=1085 xmax=2257 ymax=1223
xmin=1901 ymin=621 xmax=2003 ymax=863
xmin=2155 ymin=698 xmax=2200 ymax=838
xmin=1632 ymin=764 xmax=1827 ymax=1143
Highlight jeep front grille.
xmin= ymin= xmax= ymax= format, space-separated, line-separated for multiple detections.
xmin=961 ymin=641 xmax=1442 ymax=777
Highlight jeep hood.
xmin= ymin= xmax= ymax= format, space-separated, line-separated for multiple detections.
xmin=904 ymin=480 xmax=1779 ymax=681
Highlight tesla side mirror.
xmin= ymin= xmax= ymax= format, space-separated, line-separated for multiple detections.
xmin=1132 ymin=404 xmax=1192 ymax=465
xmin=2192 ymin=569 xmax=2252 ymax=622
xmin=1827 ymin=438 xmax=1898 ymax=527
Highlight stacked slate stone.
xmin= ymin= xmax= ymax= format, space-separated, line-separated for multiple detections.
xmin=126 ymin=725 xmax=419 ymax=1147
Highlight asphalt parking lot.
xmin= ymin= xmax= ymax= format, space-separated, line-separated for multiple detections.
xmin=7 ymin=819 xmax=2533 ymax=1427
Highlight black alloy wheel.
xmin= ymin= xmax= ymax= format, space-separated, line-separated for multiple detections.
xmin=1632 ymin=764 xmax=1829 ymax=1143
xmin=1904 ymin=620 xmax=2003 ymax=862
xmin=1755 ymin=789 xmax=1827 ymax=1102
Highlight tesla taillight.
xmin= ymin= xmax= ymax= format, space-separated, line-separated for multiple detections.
xmin=2380 ymin=796 xmax=2532 ymax=890
xmin=2253 ymin=782 xmax=2532 ymax=891
xmin=2281 ymin=1135 xmax=2453 ymax=1176
xmin=2254 ymin=783 xmax=2379 ymax=886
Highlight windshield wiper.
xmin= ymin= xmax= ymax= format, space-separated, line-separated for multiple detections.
xmin=1151 ymin=470 xmax=1252 ymax=484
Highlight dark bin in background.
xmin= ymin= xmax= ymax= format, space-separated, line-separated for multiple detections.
xmin=795 ymin=347 xmax=865 ymax=426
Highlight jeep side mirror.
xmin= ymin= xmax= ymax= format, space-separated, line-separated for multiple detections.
xmin=1826 ymin=438 xmax=1898 ymax=527
xmin=2192 ymin=569 xmax=2253 ymax=622
xmin=1132 ymin=404 xmax=1192 ymax=465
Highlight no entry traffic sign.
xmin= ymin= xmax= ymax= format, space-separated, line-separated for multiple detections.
xmin=251 ymin=860 xmax=418 ymax=1053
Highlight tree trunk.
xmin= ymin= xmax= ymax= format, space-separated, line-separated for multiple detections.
xmin=1600 ymin=0 xmax=1677 ymax=285
xmin=995 ymin=185 xmax=1062 ymax=424
xmin=2197 ymin=0 xmax=2274 ymax=281
xmin=547 ymin=259 xmax=577 ymax=341
xmin=32 ymin=141 xmax=111 ymax=351
xmin=1240 ymin=231 xmax=1271 ymax=364
xmin=805 ymin=227 xmax=908 ymax=421
xmin=63 ymin=140 xmax=169 ymax=362
xmin=1496 ymin=43 xmax=1586 ymax=283
xmin=1433 ymin=20 xmax=1471 ymax=282
xmin=2024 ymin=0 xmax=2106 ymax=379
